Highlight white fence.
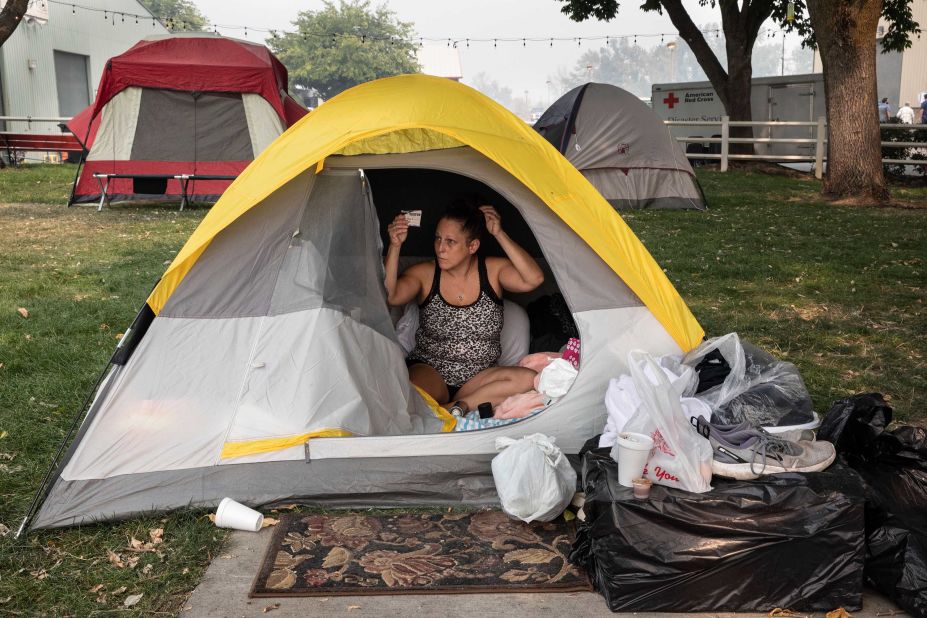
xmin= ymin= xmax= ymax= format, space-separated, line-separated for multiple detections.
xmin=3 ymin=116 xmax=926 ymax=178
xmin=0 ymin=115 xmax=72 ymax=125
xmin=667 ymin=117 xmax=927 ymax=178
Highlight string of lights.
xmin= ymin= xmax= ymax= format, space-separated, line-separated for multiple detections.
xmin=43 ymin=0 xmax=794 ymax=45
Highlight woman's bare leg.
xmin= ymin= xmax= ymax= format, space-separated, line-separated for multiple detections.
xmin=453 ymin=367 xmax=537 ymax=411
xmin=408 ymin=363 xmax=450 ymax=404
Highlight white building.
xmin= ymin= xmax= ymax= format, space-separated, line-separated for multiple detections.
xmin=416 ymin=44 xmax=462 ymax=81
xmin=0 ymin=0 xmax=169 ymax=132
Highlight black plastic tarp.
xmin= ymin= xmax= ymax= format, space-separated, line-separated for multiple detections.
xmin=570 ymin=447 xmax=866 ymax=612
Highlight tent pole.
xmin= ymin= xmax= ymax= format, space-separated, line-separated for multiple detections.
xmin=14 ymin=360 xmax=114 ymax=537
xmin=693 ymin=175 xmax=709 ymax=210
xmin=66 ymin=151 xmax=85 ymax=208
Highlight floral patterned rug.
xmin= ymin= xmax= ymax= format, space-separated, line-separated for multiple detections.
xmin=250 ymin=510 xmax=590 ymax=596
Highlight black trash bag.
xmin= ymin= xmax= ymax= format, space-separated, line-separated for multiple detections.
xmin=818 ymin=393 xmax=927 ymax=618
xmin=570 ymin=447 xmax=866 ymax=612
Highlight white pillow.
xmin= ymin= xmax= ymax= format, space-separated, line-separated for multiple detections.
xmin=395 ymin=299 xmax=530 ymax=367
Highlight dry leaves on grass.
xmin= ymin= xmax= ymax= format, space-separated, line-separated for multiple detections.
xmin=107 ymin=549 xmax=138 ymax=569
xmin=123 ymin=593 xmax=143 ymax=608
xmin=125 ymin=528 xmax=164 ymax=554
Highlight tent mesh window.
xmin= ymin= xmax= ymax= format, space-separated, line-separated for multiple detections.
xmin=131 ymin=89 xmax=253 ymax=161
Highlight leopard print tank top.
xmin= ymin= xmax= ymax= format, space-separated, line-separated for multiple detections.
xmin=408 ymin=256 xmax=504 ymax=388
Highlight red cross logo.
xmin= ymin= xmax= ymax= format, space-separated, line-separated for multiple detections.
xmin=663 ymin=92 xmax=679 ymax=108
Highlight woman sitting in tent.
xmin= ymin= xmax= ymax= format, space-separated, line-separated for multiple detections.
xmin=385 ymin=198 xmax=544 ymax=415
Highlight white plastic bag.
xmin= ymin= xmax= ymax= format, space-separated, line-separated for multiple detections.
xmin=622 ymin=350 xmax=713 ymax=493
xmin=681 ymin=332 xmax=747 ymax=410
xmin=682 ymin=333 xmax=815 ymax=428
xmin=536 ymin=358 xmax=578 ymax=398
xmin=492 ymin=433 xmax=577 ymax=522
xmin=600 ymin=353 xmax=702 ymax=448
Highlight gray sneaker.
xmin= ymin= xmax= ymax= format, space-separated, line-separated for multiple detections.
xmin=770 ymin=427 xmax=817 ymax=443
xmin=692 ymin=417 xmax=836 ymax=480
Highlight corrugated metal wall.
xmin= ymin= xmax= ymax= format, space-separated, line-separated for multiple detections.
xmin=899 ymin=0 xmax=927 ymax=110
xmin=0 ymin=0 xmax=169 ymax=134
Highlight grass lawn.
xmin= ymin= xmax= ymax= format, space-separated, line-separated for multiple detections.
xmin=0 ymin=164 xmax=925 ymax=614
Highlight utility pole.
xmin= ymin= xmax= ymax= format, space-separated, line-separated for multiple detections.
xmin=781 ymin=32 xmax=786 ymax=75
xmin=666 ymin=41 xmax=677 ymax=82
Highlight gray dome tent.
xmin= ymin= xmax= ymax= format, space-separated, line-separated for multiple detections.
xmin=535 ymin=83 xmax=706 ymax=210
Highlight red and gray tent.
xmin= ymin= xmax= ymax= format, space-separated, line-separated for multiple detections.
xmin=535 ymin=83 xmax=706 ymax=210
xmin=66 ymin=34 xmax=307 ymax=205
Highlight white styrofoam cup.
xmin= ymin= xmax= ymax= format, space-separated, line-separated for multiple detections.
xmin=611 ymin=431 xmax=655 ymax=487
xmin=214 ymin=497 xmax=264 ymax=532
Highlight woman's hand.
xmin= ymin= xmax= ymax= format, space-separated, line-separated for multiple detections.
xmin=480 ymin=205 xmax=502 ymax=237
xmin=387 ymin=213 xmax=410 ymax=248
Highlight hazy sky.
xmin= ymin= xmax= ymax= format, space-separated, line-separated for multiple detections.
xmin=194 ymin=0 xmax=800 ymax=105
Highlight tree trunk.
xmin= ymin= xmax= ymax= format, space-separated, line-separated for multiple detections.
xmin=722 ymin=29 xmax=755 ymax=156
xmin=806 ymin=0 xmax=889 ymax=202
xmin=662 ymin=0 xmax=771 ymax=156
xmin=0 ymin=0 xmax=28 ymax=48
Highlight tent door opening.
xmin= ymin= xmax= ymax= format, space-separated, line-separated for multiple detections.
xmin=364 ymin=167 xmax=579 ymax=357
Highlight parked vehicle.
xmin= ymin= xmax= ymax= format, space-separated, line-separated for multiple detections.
xmin=652 ymin=73 xmax=826 ymax=158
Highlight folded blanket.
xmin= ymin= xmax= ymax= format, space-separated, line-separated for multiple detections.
xmin=453 ymin=409 xmax=543 ymax=432
xmin=495 ymin=390 xmax=547 ymax=419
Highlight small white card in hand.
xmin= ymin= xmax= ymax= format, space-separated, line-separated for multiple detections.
xmin=401 ymin=210 xmax=422 ymax=227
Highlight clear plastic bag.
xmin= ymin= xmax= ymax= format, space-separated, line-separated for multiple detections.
xmin=492 ymin=433 xmax=577 ymax=522
xmin=623 ymin=350 xmax=713 ymax=493
xmin=683 ymin=333 xmax=814 ymax=428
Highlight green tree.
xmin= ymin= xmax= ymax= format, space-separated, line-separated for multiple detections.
xmin=269 ymin=0 xmax=419 ymax=100
xmin=558 ymin=0 xmax=788 ymax=154
xmin=557 ymin=0 xmax=919 ymax=203
xmin=138 ymin=0 xmax=208 ymax=31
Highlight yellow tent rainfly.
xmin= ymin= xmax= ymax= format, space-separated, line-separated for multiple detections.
xmin=28 ymin=74 xmax=702 ymax=530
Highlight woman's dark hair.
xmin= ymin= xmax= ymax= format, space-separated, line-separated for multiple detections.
xmin=441 ymin=195 xmax=486 ymax=242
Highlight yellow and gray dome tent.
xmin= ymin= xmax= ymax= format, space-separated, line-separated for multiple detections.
xmin=26 ymin=75 xmax=702 ymax=530
xmin=535 ymin=82 xmax=707 ymax=210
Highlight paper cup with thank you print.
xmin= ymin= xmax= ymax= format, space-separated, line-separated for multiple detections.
xmin=215 ymin=497 xmax=263 ymax=532
xmin=611 ymin=432 xmax=654 ymax=488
